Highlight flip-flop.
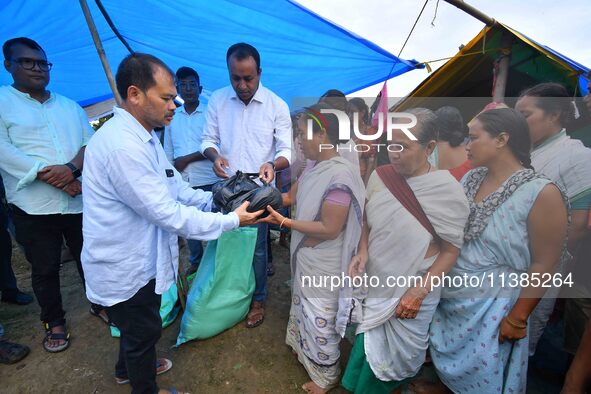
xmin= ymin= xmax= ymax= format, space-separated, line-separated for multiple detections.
xmin=42 ymin=327 xmax=70 ymax=353
xmin=116 ymin=358 xmax=173 ymax=384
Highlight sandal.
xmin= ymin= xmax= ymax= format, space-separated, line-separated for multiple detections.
xmin=115 ymin=357 xmax=173 ymax=384
xmin=42 ymin=324 xmax=70 ymax=353
xmin=0 ymin=339 xmax=30 ymax=364
xmin=246 ymin=301 xmax=265 ymax=328
xmin=89 ymin=306 xmax=114 ymax=327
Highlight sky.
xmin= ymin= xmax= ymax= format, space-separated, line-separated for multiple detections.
xmin=297 ymin=0 xmax=591 ymax=98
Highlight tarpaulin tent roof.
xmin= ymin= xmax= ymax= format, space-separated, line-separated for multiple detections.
xmin=398 ymin=22 xmax=589 ymax=103
xmin=393 ymin=21 xmax=590 ymax=146
xmin=0 ymin=0 xmax=419 ymax=109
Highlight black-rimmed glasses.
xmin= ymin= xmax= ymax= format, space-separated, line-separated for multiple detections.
xmin=10 ymin=57 xmax=53 ymax=72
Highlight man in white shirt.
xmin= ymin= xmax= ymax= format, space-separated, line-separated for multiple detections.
xmin=0 ymin=37 xmax=103 ymax=353
xmin=164 ymin=66 xmax=219 ymax=274
xmin=82 ymin=53 xmax=261 ymax=394
xmin=201 ymin=43 xmax=291 ymax=328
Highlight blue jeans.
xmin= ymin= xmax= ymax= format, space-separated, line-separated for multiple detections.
xmin=188 ymin=240 xmax=203 ymax=267
xmin=251 ymin=223 xmax=268 ymax=302
xmin=188 ymin=183 xmax=214 ymax=268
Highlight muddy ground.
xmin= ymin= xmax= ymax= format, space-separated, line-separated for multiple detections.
xmin=0 ymin=237 xmax=562 ymax=393
xmin=1 ymin=238 xmax=357 ymax=394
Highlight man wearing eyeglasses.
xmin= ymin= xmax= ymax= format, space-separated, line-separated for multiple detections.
xmin=164 ymin=67 xmax=220 ymax=275
xmin=0 ymin=37 xmax=101 ymax=353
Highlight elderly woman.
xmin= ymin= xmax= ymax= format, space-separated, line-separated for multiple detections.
xmin=261 ymin=103 xmax=365 ymax=394
xmin=515 ymin=82 xmax=591 ymax=356
xmin=423 ymin=108 xmax=568 ymax=394
xmin=341 ymin=108 xmax=470 ymax=394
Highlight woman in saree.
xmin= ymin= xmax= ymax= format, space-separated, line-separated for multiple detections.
xmin=260 ymin=103 xmax=365 ymax=394
xmin=420 ymin=108 xmax=568 ymax=393
xmin=341 ymin=108 xmax=470 ymax=394
xmin=515 ymin=82 xmax=591 ymax=356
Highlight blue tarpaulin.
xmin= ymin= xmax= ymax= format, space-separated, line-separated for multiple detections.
xmin=0 ymin=0 xmax=420 ymax=107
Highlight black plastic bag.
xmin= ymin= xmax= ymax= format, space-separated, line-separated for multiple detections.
xmin=212 ymin=171 xmax=259 ymax=213
xmin=242 ymin=185 xmax=283 ymax=218
xmin=212 ymin=171 xmax=283 ymax=217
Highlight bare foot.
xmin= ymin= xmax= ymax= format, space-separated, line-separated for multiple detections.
xmin=302 ymin=381 xmax=329 ymax=394
xmin=410 ymin=379 xmax=450 ymax=394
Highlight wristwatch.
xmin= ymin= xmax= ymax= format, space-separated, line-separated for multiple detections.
xmin=266 ymin=161 xmax=276 ymax=170
xmin=65 ymin=162 xmax=82 ymax=179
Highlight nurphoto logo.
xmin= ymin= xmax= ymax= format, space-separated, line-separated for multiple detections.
xmin=305 ymin=109 xmax=418 ymax=153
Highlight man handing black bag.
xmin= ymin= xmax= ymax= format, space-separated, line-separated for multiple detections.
xmin=212 ymin=171 xmax=283 ymax=217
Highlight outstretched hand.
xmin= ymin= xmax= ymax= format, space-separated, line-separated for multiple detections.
xmin=233 ymin=201 xmax=264 ymax=226
xmin=257 ymin=205 xmax=286 ymax=226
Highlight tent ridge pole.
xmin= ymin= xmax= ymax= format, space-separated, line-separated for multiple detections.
xmin=79 ymin=0 xmax=122 ymax=106
xmin=442 ymin=0 xmax=495 ymax=26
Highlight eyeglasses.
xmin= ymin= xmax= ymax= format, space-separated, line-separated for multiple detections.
xmin=10 ymin=57 xmax=52 ymax=72
xmin=176 ymin=81 xmax=199 ymax=90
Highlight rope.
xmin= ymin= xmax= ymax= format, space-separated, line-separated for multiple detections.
xmin=416 ymin=46 xmax=507 ymax=70
xmin=431 ymin=0 xmax=440 ymax=26
xmin=398 ymin=0 xmax=429 ymax=58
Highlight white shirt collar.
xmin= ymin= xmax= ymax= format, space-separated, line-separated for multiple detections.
xmin=9 ymin=85 xmax=54 ymax=104
xmin=178 ymin=102 xmax=204 ymax=116
xmin=229 ymin=82 xmax=266 ymax=105
xmin=113 ymin=106 xmax=153 ymax=144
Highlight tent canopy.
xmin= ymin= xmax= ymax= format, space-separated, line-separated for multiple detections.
xmin=401 ymin=22 xmax=589 ymax=101
xmin=0 ymin=0 xmax=419 ymax=108
xmin=394 ymin=22 xmax=590 ymax=145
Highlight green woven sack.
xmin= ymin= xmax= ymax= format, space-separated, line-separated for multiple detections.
xmin=176 ymin=227 xmax=257 ymax=345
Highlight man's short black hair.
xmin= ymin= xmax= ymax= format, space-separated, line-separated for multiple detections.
xmin=226 ymin=43 xmax=260 ymax=70
xmin=3 ymin=37 xmax=45 ymax=60
xmin=175 ymin=66 xmax=200 ymax=84
xmin=115 ymin=53 xmax=174 ymax=100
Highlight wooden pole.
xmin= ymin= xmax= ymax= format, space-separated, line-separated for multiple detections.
xmin=443 ymin=0 xmax=495 ymax=26
xmin=443 ymin=0 xmax=512 ymax=102
xmin=492 ymin=31 xmax=513 ymax=103
xmin=79 ymin=0 xmax=122 ymax=105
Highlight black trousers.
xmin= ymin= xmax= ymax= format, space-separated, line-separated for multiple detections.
xmin=0 ymin=202 xmax=17 ymax=296
xmin=106 ymin=280 xmax=162 ymax=394
xmin=11 ymin=205 xmax=86 ymax=326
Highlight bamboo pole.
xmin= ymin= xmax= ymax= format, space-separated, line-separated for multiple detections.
xmin=79 ymin=0 xmax=122 ymax=105
xmin=492 ymin=31 xmax=513 ymax=103
xmin=443 ymin=0 xmax=512 ymax=101
xmin=443 ymin=0 xmax=495 ymax=26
